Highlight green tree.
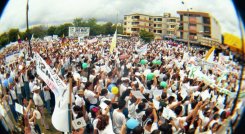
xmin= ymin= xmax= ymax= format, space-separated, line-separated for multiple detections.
xmin=87 ymin=18 xmax=99 ymax=36
xmin=30 ymin=25 xmax=47 ymax=38
xmin=111 ymin=24 xmax=123 ymax=35
xmin=0 ymin=32 xmax=9 ymax=48
xmin=73 ymin=18 xmax=83 ymax=27
xmin=8 ymin=28 xmax=19 ymax=42
xmin=54 ymin=23 xmax=73 ymax=36
xmin=19 ymin=31 xmax=28 ymax=40
xmin=47 ymin=26 xmax=57 ymax=35
xmin=103 ymin=22 xmax=113 ymax=35
xmin=139 ymin=30 xmax=154 ymax=43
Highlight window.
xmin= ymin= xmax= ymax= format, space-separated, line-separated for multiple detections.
xmin=203 ymin=17 xmax=210 ymax=24
xmin=204 ymin=35 xmax=211 ymax=38
xmin=124 ymin=22 xmax=126 ymax=25
xmin=189 ymin=24 xmax=196 ymax=26
xmin=167 ymin=31 xmax=174 ymax=35
xmin=180 ymin=32 xmax=183 ymax=38
xmin=157 ymin=30 xmax=162 ymax=33
xmin=132 ymin=22 xmax=139 ymax=25
xmin=204 ymin=26 xmax=210 ymax=33
xmin=154 ymin=24 xmax=156 ymax=27
xmin=157 ymin=24 xmax=162 ymax=27
xmin=132 ymin=16 xmax=140 ymax=19
xmin=154 ymin=30 xmax=156 ymax=33
xmin=131 ymin=28 xmax=139 ymax=31
xmin=180 ymin=15 xmax=183 ymax=21
xmin=170 ymin=25 xmax=175 ymax=28
xmin=124 ymin=17 xmax=127 ymax=20
xmin=167 ymin=19 xmax=176 ymax=22
xmin=149 ymin=18 xmax=152 ymax=21
xmin=157 ymin=18 xmax=162 ymax=21
xmin=124 ymin=28 xmax=126 ymax=31
xmin=154 ymin=18 xmax=156 ymax=21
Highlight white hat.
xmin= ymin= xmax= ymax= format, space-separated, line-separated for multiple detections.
xmin=33 ymin=110 xmax=41 ymax=119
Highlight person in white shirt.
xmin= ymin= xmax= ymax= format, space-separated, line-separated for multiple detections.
xmin=15 ymin=77 xmax=23 ymax=105
xmin=143 ymin=103 xmax=158 ymax=134
xmin=42 ymin=83 xmax=52 ymax=115
xmin=95 ymin=114 xmax=115 ymax=134
xmin=32 ymin=85 xmax=49 ymax=130
xmin=75 ymin=89 xmax=87 ymax=120
xmin=84 ymin=82 xmax=99 ymax=111
xmin=112 ymin=99 xmax=127 ymax=134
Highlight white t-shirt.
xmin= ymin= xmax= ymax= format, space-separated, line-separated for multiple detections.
xmin=16 ymin=83 xmax=22 ymax=94
xmin=9 ymin=89 xmax=17 ymax=100
xmin=144 ymin=122 xmax=158 ymax=134
xmin=43 ymin=90 xmax=51 ymax=101
xmin=136 ymin=111 xmax=145 ymax=124
xmin=128 ymin=100 xmax=137 ymax=119
xmin=98 ymin=119 xmax=115 ymax=134
xmin=75 ymin=95 xmax=85 ymax=107
xmin=33 ymin=93 xmax=44 ymax=106
xmin=84 ymin=89 xmax=98 ymax=104
xmin=119 ymin=84 xmax=127 ymax=96
xmin=112 ymin=109 xmax=126 ymax=134
xmin=29 ymin=81 xmax=35 ymax=92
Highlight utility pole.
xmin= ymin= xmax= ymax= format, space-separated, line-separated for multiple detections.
xmin=26 ymin=0 xmax=32 ymax=57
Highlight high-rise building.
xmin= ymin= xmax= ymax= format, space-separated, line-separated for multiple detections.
xmin=177 ymin=11 xmax=221 ymax=47
xmin=123 ymin=13 xmax=179 ymax=39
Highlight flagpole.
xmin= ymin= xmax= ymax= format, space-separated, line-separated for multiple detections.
xmin=26 ymin=0 xmax=32 ymax=57
xmin=68 ymin=78 xmax=73 ymax=133
xmin=116 ymin=13 xmax=118 ymax=30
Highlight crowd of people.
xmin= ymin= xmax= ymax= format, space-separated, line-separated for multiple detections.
xmin=0 ymin=36 xmax=244 ymax=134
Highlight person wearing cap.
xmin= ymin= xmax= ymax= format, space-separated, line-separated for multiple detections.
xmin=32 ymin=85 xmax=49 ymax=130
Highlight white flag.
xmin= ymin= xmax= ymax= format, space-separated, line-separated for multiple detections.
xmin=34 ymin=52 xmax=69 ymax=132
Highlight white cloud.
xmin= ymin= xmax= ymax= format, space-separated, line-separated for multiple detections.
xmin=0 ymin=0 xmax=242 ymax=37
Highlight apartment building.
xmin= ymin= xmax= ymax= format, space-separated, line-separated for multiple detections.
xmin=177 ymin=11 xmax=222 ymax=47
xmin=162 ymin=13 xmax=180 ymax=38
xmin=123 ymin=13 xmax=179 ymax=39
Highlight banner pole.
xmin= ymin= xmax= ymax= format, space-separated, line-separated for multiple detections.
xmin=68 ymin=78 xmax=72 ymax=133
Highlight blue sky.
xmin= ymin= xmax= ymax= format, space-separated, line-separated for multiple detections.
xmin=0 ymin=0 xmax=242 ymax=37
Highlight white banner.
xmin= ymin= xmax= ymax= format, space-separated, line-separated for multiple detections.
xmin=34 ymin=52 xmax=66 ymax=95
xmin=34 ymin=52 xmax=69 ymax=132
xmin=69 ymin=27 xmax=90 ymax=37
xmin=44 ymin=36 xmax=52 ymax=41
xmin=5 ymin=51 xmax=20 ymax=65
xmin=136 ymin=45 xmax=147 ymax=55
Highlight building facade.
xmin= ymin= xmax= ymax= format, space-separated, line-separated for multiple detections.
xmin=177 ymin=11 xmax=222 ymax=47
xmin=123 ymin=13 xmax=179 ymax=39
xmin=162 ymin=13 xmax=180 ymax=39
